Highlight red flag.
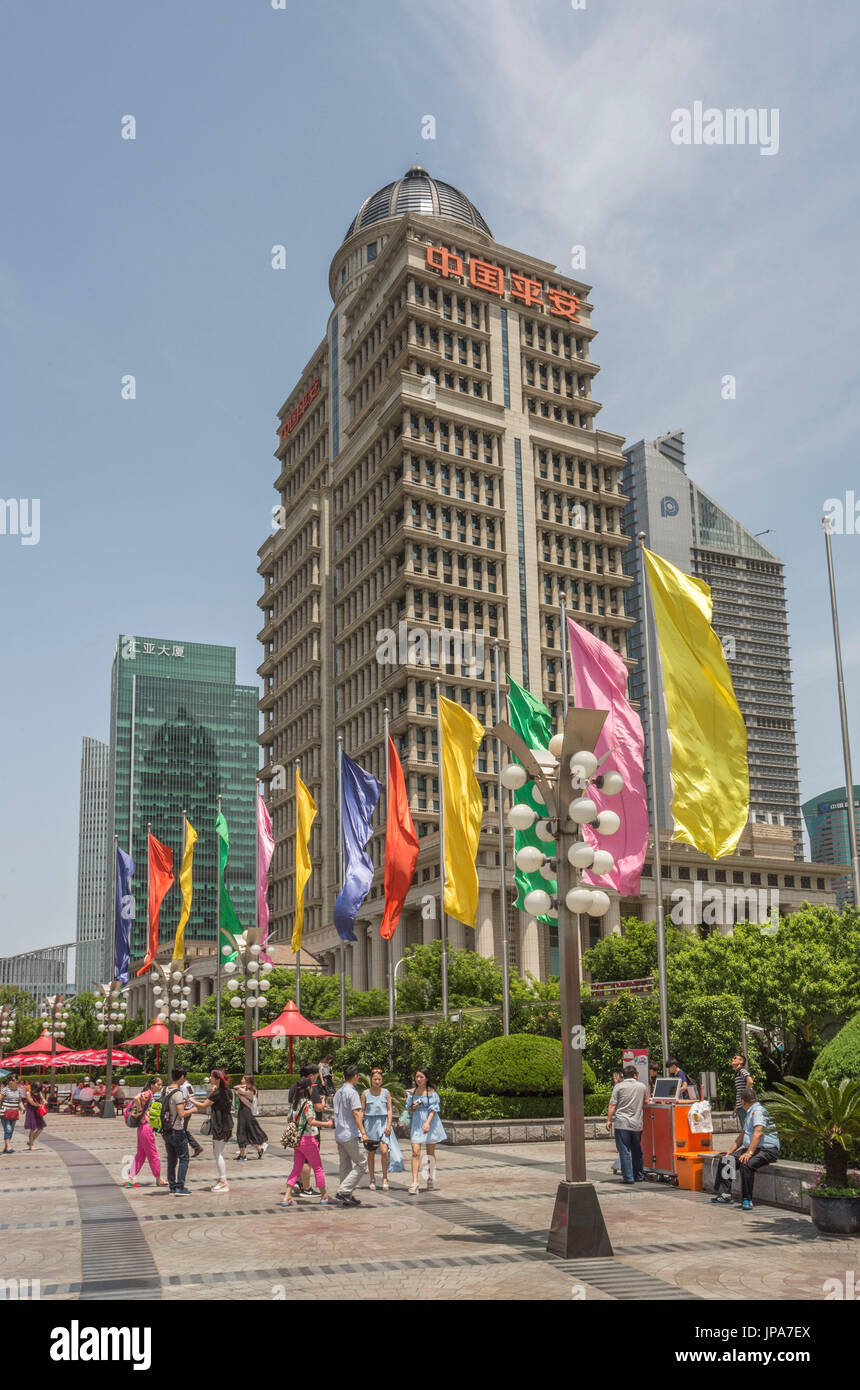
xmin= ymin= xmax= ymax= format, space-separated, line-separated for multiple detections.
xmin=380 ymin=736 xmax=418 ymax=941
xmin=137 ymin=832 xmax=174 ymax=976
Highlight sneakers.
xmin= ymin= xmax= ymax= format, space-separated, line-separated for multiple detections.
xmin=426 ymin=1178 xmax=435 ymax=1191
xmin=335 ymin=1193 xmax=361 ymax=1207
xmin=741 ymin=1199 xmax=754 ymax=1210
xmin=173 ymin=1188 xmax=191 ymax=1197
xmin=234 ymin=1154 xmax=247 ymax=1161
xmin=711 ymin=1193 xmax=733 ymax=1204
xmin=210 ymin=1182 xmax=229 ymax=1193
xmin=260 ymin=1142 xmax=268 ymax=1156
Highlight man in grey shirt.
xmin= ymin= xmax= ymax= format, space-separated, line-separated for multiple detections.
xmin=606 ymin=1065 xmax=648 ymax=1184
xmin=333 ymin=1064 xmax=370 ymax=1207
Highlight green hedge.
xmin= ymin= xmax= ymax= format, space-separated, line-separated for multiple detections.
xmin=436 ymin=1088 xmax=564 ymax=1120
xmin=810 ymin=1012 xmax=860 ymax=1085
xmin=583 ymin=1088 xmax=612 ymax=1116
xmin=447 ymin=1034 xmax=577 ymax=1096
xmin=9 ymin=1071 xmax=301 ymax=1090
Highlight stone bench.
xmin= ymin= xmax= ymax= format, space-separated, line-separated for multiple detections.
xmin=703 ymin=1152 xmax=817 ymax=1212
xmin=443 ymin=1112 xmax=740 ymax=1146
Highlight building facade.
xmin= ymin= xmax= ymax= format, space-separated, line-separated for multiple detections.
xmin=74 ymin=736 xmax=110 ymax=992
xmin=257 ymin=166 xmax=635 ymax=988
xmin=621 ymin=431 xmax=803 ymax=854
xmin=801 ymin=785 xmax=859 ymax=909
xmin=103 ymin=636 xmax=258 ymax=975
xmin=0 ymin=942 xmax=76 ymax=998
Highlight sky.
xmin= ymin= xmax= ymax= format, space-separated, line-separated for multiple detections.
xmin=1 ymin=0 xmax=858 ymax=958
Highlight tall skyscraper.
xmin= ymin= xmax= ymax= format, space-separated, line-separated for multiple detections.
xmin=104 ymin=636 xmax=258 ymax=974
xmin=75 ymin=736 xmax=110 ymax=992
xmin=801 ymin=786 xmax=859 ymax=908
xmin=257 ymin=166 xmax=634 ymax=986
xmin=621 ymin=431 xmax=803 ymax=855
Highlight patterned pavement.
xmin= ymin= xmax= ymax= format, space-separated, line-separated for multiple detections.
xmin=1 ymin=1114 xmax=857 ymax=1301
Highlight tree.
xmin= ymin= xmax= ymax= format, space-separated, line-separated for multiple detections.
xmin=583 ymin=917 xmax=689 ymax=984
xmin=585 ymin=992 xmax=663 ymax=1085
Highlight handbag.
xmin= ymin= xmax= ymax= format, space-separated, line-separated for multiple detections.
xmin=4 ymin=1108 xmax=19 ymax=1122
xmin=37 ymin=1105 xmax=48 ymax=1117
xmin=200 ymin=1116 xmax=212 ymax=1137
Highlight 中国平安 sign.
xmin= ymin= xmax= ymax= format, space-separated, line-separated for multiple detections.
xmin=425 ymin=245 xmax=581 ymax=322
xmin=278 ymin=378 xmax=320 ymax=441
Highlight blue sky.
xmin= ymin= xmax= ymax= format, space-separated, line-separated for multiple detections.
xmin=1 ymin=0 xmax=858 ymax=956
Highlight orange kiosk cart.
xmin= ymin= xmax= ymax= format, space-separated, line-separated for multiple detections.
xmin=641 ymin=1079 xmax=713 ymax=1189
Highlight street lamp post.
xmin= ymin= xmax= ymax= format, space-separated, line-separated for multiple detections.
xmin=93 ymin=981 xmax=129 ymax=1117
xmin=0 ymin=1005 xmax=16 ymax=1057
xmin=42 ymin=995 xmax=71 ymax=1060
xmin=221 ymin=926 xmax=274 ymax=1075
xmin=493 ymin=703 xmax=621 ymax=1259
xmin=150 ymin=959 xmax=194 ymax=1079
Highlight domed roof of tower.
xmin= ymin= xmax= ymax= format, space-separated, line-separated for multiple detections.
xmin=343 ymin=166 xmax=492 ymax=241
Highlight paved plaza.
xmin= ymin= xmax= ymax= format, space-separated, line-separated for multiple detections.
xmin=2 ymin=1115 xmax=858 ymax=1302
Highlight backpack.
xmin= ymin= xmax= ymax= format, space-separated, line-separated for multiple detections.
xmin=149 ymin=1087 xmax=180 ymax=1136
xmin=124 ymin=1097 xmax=143 ymax=1128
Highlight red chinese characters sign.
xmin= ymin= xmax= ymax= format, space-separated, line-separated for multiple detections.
xmin=425 ymin=246 xmax=580 ymax=322
xmin=278 ymin=377 xmax=321 ymax=440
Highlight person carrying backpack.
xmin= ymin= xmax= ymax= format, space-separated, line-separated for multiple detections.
xmin=153 ymin=1068 xmax=195 ymax=1195
xmin=124 ymin=1075 xmax=168 ymax=1188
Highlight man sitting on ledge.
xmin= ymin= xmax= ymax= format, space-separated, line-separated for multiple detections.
xmin=711 ymin=1086 xmax=780 ymax=1211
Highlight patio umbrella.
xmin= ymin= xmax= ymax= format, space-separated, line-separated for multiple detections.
xmin=123 ymin=1022 xmax=194 ymax=1072
xmin=252 ymin=999 xmax=340 ymax=1074
xmin=1 ymin=1052 xmax=53 ymax=1068
xmin=60 ymin=1049 xmax=141 ymax=1068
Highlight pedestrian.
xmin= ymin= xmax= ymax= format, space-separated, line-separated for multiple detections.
xmin=609 ymin=1071 xmax=624 ymax=1174
xmin=404 ymin=1066 xmax=446 ymax=1196
xmin=177 ymin=1074 xmax=202 ymax=1156
xmin=24 ymin=1079 xmax=47 ymax=1151
xmin=711 ymin=1087 xmax=780 ymax=1211
xmin=318 ymin=1055 xmax=335 ymax=1099
xmin=2 ymin=1077 xmax=22 ymax=1153
xmin=157 ymin=1068 xmax=195 ymax=1196
xmin=333 ymin=1063 xmax=370 ymax=1206
xmin=235 ymin=1075 xmax=269 ymax=1160
xmin=190 ymin=1069 xmax=234 ymax=1193
xmin=287 ymin=1064 xmax=327 ymax=1195
xmin=280 ymin=1077 xmax=337 ymax=1208
xmin=666 ymin=1058 xmax=692 ymax=1098
xmin=606 ymin=1065 xmax=647 ymax=1184
xmin=361 ymin=1067 xmax=402 ymax=1191
xmin=111 ymin=1079 xmax=127 ymax=1119
xmin=125 ymin=1075 xmax=168 ymax=1187
xmin=648 ymin=1064 xmax=660 ymax=1096
xmin=730 ymin=1052 xmax=752 ymax=1128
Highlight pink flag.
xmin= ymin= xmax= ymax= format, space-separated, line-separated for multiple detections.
xmin=257 ymin=794 xmax=275 ymax=951
xmin=567 ymin=618 xmax=650 ymax=896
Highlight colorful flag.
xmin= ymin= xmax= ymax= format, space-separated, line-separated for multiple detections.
xmin=568 ymin=618 xmax=650 ymax=895
xmin=334 ymin=751 xmax=381 ymax=943
xmin=172 ymin=818 xmax=197 ymax=960
xmin=114 ymin=846 xmax=135 ymax=984
xmin=257 ymin=795 xmax=275 ymax=952
xmin=215 ymin=810 xmax=243 ymax=963
xmin=292 ymin=771 xmax=317 ymax=954
xmin=439 ymin=695 xmax=484 ymax=928
xmin=381 ymin=736 xmax=418 ymax=941
xmin=137 ymin=832 xmax=174 ymax=976
xmin=506 ymin=676 xmax=556 ymax=920
xmin=643 ymin=546 xmax=749 ymax=858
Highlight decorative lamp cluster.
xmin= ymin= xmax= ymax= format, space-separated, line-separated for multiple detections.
xmin=41 ymin=994 xmax=72 ymax=1041
xmin=223 ymin=936 xmax=274 ymax=1012
xmin=93 ymin=982 xmax=129 ymax=1034
xmin=0 ymin=1005 xmax=16 ymax=1048
xmin=151 ymin=964 xmax=194 ymax=1027
xmin=503 ymin=742 xmax=625 ymax=920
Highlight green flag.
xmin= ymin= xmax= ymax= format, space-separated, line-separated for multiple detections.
xmin=506 ymin=677 xmax=557 ymax=921
xmin=215 ymin=810 xmax=243 ymax=963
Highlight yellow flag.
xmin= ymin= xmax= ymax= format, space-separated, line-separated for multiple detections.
xmin=292 ymin=770 xmax=317 ymax=953
xmin=643 ymin=547 xmax=749 ymax=858
xmin=172 ymin=819 xmax=197 ymax=959
xmin=439 ymin=695 xmax=484 ymax=927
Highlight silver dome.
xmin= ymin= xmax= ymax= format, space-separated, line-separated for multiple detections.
xmin=344 ymin=166 xmax=492 ymax=241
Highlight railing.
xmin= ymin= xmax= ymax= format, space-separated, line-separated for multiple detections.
xmin=587 ymin=976 xmax=655 ymax=999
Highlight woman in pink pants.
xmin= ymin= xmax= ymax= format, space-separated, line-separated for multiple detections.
xmin=125 ymin=1075 xmax=167 ymax=1188
xmin=281 ymin=1078 xmax=336 ymax=1208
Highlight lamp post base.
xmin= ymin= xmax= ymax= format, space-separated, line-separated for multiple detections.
xmin=546 ymin=1181 xmax=614 ymax=1259
xmin=102 ymin=1100 xmax=115 ymax=1119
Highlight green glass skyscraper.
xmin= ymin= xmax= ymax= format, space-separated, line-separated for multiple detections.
xmin=104 ymin=635 xmax=258 ymax=975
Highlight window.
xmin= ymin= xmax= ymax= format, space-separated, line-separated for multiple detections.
xmin=366 ymin=241 xmax=378 ymax=262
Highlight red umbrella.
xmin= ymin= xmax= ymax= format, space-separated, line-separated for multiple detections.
xmin=253 ymin=1000 xmax=340 ymax=1074
xmin=123 ymin=1021 xmax=194 ymax=1072
xmin=1 ymin=1052 xmax=53 ymax=1069
xmin=60 ymin=1049 xmax=141 ymax=1068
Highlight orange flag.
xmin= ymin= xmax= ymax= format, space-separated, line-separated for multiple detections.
xmin=380 ymin=736 xmax=418 ymax=941
xmin=137 ymin=832 xmax=174 ymax=976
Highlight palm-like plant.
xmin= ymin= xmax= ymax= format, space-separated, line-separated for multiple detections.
xmin=764 ymin=1077 xmax=860 ymax=1190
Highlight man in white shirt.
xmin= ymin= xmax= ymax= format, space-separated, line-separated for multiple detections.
xmin=606 ymin=1066 xmax=648 ymax=1184
xmin=333 ymin=1065 xmax=370 ymax=1207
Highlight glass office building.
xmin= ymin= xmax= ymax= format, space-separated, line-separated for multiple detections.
xmin=75 ymin=735 xmax=110 ymax=992
xmin=104 ymin=636 xmax=258 ymax=972
xmin=801 ymin=786 xmax=859 ymax=909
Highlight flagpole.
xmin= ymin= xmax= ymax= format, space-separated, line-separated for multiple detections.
xmin=112 ymin=833 xmax=119 ymax=982
xmin=167 ymin=813 xmax=185 ymax=1081
xmin=560 ymin=592 xmax=569 ymax=719
xmin=435 ymin=677 xmax=449 ymax=1019
xmin=337 ymin=735 xmax=346 ymax=1042
xmin=637 ymin=534 xmax=670 ymax=1069
xmin=216 ymin=795 xmax=222 ymax=1032
xmin=823 ymin=517 xmax=860 ymax=905
xmin=146 ymin=822 xmax=152 ymax=1031
xmin=384 ymin=708 xmax=394 ymax=1035
xmin=493 ymin=643 xmax=511 ymax=1036
xmin=294 ymin=759 xmax=302 ymax=1014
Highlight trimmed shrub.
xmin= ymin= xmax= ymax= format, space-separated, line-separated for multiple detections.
xmin=437 ymin=1088 xmax=564 ymax=1120
xmin=446 ymin=1034 xmax=579 ymax=1096
xmin=583 ymin=1087 xmax=612 ymax=1117
xmin=810 ymin=1012 xmax=860 ymax=1085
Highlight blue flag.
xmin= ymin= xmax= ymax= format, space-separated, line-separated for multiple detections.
xmin=334 ymin=751 xmax=381 ymax=943
xmin=115 ymin=846 xmax=135 ymax=984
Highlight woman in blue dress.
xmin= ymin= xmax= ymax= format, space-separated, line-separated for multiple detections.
xmin=404 ymin=1066 xmax=446 ymax=1195
xmin=360 ymin=1067 xmax=404 ymax=1190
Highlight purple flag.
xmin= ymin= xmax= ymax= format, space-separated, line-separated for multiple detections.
xmin=334 ymin=751 xmax=381 ymax=943
xmin=568 ymin=618 xmax=650 ymax=896
xmin=115 ymin=846 xmax=135 ymax=984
